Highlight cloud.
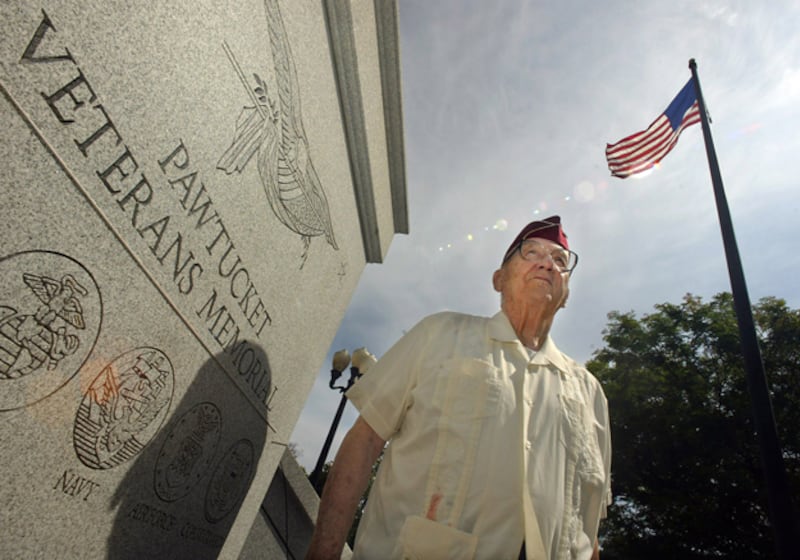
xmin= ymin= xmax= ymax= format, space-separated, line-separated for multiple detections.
xmin=292 ymin=0 xmax=800 ymax=468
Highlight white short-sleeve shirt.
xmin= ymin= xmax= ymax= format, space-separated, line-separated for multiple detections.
xmin=346 ymin=311 xmax=612 ymax=560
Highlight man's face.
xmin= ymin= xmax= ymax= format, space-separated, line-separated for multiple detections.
xmin=492 ymin=237 xmax=570 ymax=315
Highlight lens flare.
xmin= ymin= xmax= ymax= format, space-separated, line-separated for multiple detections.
xmin=574 ymin=181 xmax=595 ymax=203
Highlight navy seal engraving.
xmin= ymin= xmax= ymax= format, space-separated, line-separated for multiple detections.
xmin=73 ymin=347 xmax=173 ymax=469
xmin=0 ymin=251 xmax=101 ymax=411
xmin=204 ymin=438 xmax=255 ymax=523
xmin=153 ymin=402 xmax=222 ymax=502
xmin=218 ymin=0 xmax=338 ymax=269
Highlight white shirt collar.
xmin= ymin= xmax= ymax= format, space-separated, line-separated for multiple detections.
xmin=488 ymin=311 xmax=570 ymax=374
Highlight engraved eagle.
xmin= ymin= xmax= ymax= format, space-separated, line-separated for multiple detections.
xmin=0 ymin=273 xmax=87 ymax=378
xmin=218 ymin=0 xmax=338 ymax=268
xmin=22 ymin=272 xmax=87 ymax=329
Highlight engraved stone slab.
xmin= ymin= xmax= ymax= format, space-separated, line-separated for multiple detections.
xmin=1 ymin=0 xmax=405 ymax=558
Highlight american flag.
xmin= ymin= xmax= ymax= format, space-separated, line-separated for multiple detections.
xmin=606 ymin=79 xmax=701 ymax=178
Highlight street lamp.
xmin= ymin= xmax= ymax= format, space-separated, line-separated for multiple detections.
xmin=309 ymin=347 xmax=377 ymax=492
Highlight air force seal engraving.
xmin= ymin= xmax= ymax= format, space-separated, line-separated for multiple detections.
xmin=0 ymin=251 xmax=101 ymax=411
xmin=73 ymin=347 xmax=174 ymax=469
xmin=154 ymin=402 xmax=222 ymax=502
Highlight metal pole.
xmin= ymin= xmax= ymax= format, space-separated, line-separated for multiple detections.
xmin=689 ymin=58 xmax=797 ymax=560
xmin=309 ymin=392 xmax=349 ymax=492
xmin=308 ymin=367 xmax=360 ymax=493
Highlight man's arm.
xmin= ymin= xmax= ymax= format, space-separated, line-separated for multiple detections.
xmin=305 ymin=416 xmax=386 ymax=560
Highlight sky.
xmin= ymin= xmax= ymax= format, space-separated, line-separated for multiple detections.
xmin=290 ymin=0 xmax=800 ymax=472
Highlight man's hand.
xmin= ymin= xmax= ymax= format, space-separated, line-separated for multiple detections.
xmin=305 ymin=416 xmax=386 ymax=560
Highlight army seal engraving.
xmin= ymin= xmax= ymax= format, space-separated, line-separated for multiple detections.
xmin=73 ymin=347 xmax=174 ymax=469
xmin=153 ymin=402 xmax=222 ymax=502
xmin=0 ymin=250 xmax=101 ymax=411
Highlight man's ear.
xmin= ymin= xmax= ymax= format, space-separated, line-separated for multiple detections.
xmin=492 ymin=268 xmax=503 ymax=293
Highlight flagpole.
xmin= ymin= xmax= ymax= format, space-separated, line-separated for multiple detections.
xmin=688 ymin=58 xmax=796 ymax=560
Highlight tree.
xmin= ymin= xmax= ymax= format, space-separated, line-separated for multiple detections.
xmin=587 ymin=293 xmax=799 ymax=559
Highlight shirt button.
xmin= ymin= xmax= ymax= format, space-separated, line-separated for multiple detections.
xmin=525 ymin=441 xmax=532 ymax=450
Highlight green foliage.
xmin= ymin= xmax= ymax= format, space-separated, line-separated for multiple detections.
xmin=587 ymin=293 xmax=799 ymax=559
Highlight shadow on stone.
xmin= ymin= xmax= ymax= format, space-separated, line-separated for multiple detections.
xmin=105 ymin=344 xmax=270 ymax=559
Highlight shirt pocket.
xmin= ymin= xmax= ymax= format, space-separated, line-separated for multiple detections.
xmin=436 ymin=357 xmax=502 ymax=420
xmin=391 ymin=515 xmax=478 ymax=560
xmin=433 ymin=357 xmax=502 ymax=455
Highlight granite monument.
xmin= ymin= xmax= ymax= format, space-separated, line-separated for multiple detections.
xmin=0 ymin=0 xmax=406 ymax=557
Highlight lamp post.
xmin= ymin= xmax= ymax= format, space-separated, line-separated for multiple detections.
xmin=309 ymin=347 xmax=377 ymax=493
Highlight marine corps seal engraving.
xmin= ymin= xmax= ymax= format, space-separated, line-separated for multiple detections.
xmin=0 ymin=250 xmax=101 ymax=411
xmin=204 ymin=438 xmax=255 ymax=523
xmin=74 ymin=347 xmax=174 ymax=469
xmin=153 ymin=402 xmax=222 ymax=502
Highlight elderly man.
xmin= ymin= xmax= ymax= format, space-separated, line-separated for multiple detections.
xmin=307 ymin=216 xmax=611 ymax=560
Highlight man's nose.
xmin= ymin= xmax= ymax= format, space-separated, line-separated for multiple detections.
xmin=534 ymin=253 xmax=554 ymax=269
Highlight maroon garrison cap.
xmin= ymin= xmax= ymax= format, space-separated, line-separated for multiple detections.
xmin=501 ymin=215 xmax=569 ymax=263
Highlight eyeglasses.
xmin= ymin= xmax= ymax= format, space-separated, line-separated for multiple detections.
xmin=513 ymin=238 xmax=578 ymax=273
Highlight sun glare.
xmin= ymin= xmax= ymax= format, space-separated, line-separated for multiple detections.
xmin=632 ymin=166 xmax=656 ymax=179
